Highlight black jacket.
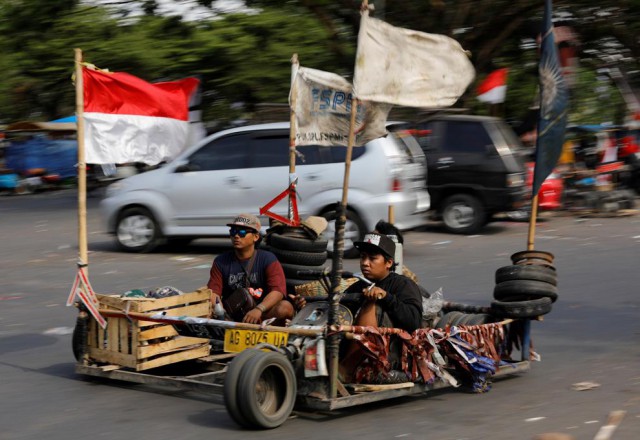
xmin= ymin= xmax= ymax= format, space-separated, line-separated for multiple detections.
xmin=346 ymin=272 xmax=423 ymax=332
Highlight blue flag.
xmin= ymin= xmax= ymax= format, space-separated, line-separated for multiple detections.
xmin=532 ymin=0 xmax=569 ymax=197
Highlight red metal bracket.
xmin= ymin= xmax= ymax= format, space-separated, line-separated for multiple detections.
xmin=259 ymin=181 xmax=300 ymax=226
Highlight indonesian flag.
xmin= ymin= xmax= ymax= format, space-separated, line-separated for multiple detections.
xmin=476 ymin=68 xmax=508 ymax=104
xmin=82 ymin=67 xmax=199 ymax=165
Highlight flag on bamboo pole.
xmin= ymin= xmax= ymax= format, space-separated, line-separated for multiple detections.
xmin=477 ymin=68 xmax=509 ymax=104
xmin=353 ymin=10 xmax=475 ymax=108
xmin=531 ymin=0 xmax=569 ymax=197
xmin=82 ymin=67 xmax=199 ymax=165
xmin=289 ymin=65 xmax=391 ymax=147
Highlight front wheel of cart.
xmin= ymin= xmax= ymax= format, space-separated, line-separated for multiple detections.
xmin=224 ymin=349 xmax=263 ymax=427
xmin=236 ymin=350 xmax=297 ymax=429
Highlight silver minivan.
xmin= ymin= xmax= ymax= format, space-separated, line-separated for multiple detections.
xmin=101 ymin=122 xmax=430 ymax=256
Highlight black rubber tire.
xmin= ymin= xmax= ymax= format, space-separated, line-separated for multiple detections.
xmin=115 ymin=207 xmax=161 ymax=253
xmin=269 ymin=247 xmax=328 ymax=266
xmin=236 ymin=351 xmax=297 ymax=429
xmin=224 ymin=349 xmax=263 ymax=427
xmin=321 ymin=209 xmax=366 ymax=259
xmin=455 ymin=313 xmax=476 ymax=325
xmin=490 ymin=297 xmax=553 ymax=318
xmin=618 ymin=190 xmax=636 ymax=209
xmin=493 ymin=279 xmax=559 ymax=303
xmin=436 ymin=311 xmax=464 ymax=329
xmin=72 ymin=312 xmax=89 ymax=362
xmin=495 ymin=265 xmax=557 ymax=286
xmin=467 ymin=313 xmax=491 ymax=325
xmin=281 ymin=262 xmax=328 ymax=280
xmin=268 ymin=232 xmax=328 ymax=253
xmin=441 ymin=194 xmax=486 ymax=235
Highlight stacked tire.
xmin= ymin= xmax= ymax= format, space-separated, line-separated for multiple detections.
xmin=491 ymin=250 xmax=557 ymax=319
xmin=264 ymin=227 xmax=329 ymax=295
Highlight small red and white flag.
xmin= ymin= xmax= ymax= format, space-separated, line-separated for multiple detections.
xmin=67 ymin=267 xmax=107 ymax=329
xmin=476 ymin=68 xmax=508 ymax=104
xmin=82 ymin=67 xmax=199 ymax=165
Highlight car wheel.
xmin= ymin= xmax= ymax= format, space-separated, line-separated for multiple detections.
xmin=236 ymin=351 xmax=297 ymax=429
xmin=321 ymin=209 xmax=366 ymax=259
xmin=441 ymin=194 xmax=485 ymax=234
xmin=116 ymin=207 xmax=161 ymax=253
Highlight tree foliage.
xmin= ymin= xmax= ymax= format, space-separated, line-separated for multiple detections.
xmin=0 ymin=0 xmax=638 ymax=127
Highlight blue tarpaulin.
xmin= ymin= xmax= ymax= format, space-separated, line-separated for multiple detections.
xmin=5 ymin=136 xmax=77 ymax=178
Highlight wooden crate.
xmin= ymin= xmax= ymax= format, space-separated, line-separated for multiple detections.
xmin=87 ymin=287 xmax=212 ymax=371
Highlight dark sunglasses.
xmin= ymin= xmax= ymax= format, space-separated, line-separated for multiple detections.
xmin=229 ymin=227 xmax=254 ymax=238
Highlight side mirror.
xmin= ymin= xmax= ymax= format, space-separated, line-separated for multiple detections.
xmin=174 ymin=161 xmax=193 ymax=173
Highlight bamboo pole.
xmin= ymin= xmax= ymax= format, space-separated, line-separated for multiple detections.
xmin=328 ymin=97 xmax=359 ymax=400
xmin=526 ymin=194 xmax=540 ymax=250
xmin=74 ymin=48 xmax=88 ymax=270
xmin=288 ymin=54 xmax=299 ymax=222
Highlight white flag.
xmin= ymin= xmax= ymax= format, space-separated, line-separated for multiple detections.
xmin=353 ymin=11 xmax=475 ymax=108
xmin=289 ymin=65 xmax=391 ymax=147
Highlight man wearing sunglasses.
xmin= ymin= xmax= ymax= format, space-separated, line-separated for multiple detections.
xmin=207 ymin=213 xmax=294 ymax=325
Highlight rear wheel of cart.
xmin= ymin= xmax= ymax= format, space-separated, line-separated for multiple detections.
xmin=236 ymin=350 xmax=297 ymax=429
xmin=224 ymin=349 xmax=263 ymax=427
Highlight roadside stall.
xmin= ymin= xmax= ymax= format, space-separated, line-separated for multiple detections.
xmin=3 ymin=121 xmax=77 ymax=193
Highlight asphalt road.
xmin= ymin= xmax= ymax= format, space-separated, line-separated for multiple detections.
xmin=1 ymin=189 xmax=639 ymax=440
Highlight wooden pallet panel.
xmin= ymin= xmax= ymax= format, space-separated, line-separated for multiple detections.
xmin=86 ymin=287 xmax=212 ymax=371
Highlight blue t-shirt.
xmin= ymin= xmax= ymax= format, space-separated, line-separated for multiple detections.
xmin=207 ymin=249 xmax=286 ymax=301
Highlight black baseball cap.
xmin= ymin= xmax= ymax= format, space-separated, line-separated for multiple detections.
xmin=354 ymin=232 xmax=396 ymax=260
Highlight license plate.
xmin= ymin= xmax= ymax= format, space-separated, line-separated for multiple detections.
xmin=223 ymin=329 xmax=289 ymax=353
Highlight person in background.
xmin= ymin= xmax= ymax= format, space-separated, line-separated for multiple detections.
xmin=207 ymin=213 xmax=294 ymax=325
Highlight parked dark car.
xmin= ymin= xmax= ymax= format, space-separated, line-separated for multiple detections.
xmin=410 ymin=114 xmax=528 ymax=234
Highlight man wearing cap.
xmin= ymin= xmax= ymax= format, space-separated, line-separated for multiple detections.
xmin=339 ymin=232 xmax=423 ymax=383
xmin=207 ymin=213 xmax=294 ymax=325
xmin=346 ymin=232 xmax=423 ymax=332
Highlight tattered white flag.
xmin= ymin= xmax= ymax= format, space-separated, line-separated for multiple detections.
xmin=353 ymin=11 xmax=475 ymax=108
xmin=289 ymin=65 xmax=391 ymax=147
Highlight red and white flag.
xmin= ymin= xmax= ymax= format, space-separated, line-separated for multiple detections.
xmin=82 ymin=67 xmax=199 ymax=165
xmin=476 ymin=68 xmax=508 ymax=104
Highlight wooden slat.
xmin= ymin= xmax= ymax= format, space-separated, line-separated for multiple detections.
xmin=119 ymin=318 xmax=130 ymax=354
xmin=87 ymin=319 xmax=97 ymax=348
xmin=137 ymin=336 xmax=209 ymax=359
xmin=97 ymin=324 xmax=106 ymax=351
xmin=106 ymin=317 xmax=119 ymax=352
xmin=88 ymin=347 xmax=137 ymax=368
xmin=137 ymin=302 xmax=211 ymax=328
xmin=138 ymin=324 xmax=178 ymax=341
xmin=136 ymin=345 xmax=211 ymax=371
xmin=136 ymin=289 xmax=211 ymax=313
